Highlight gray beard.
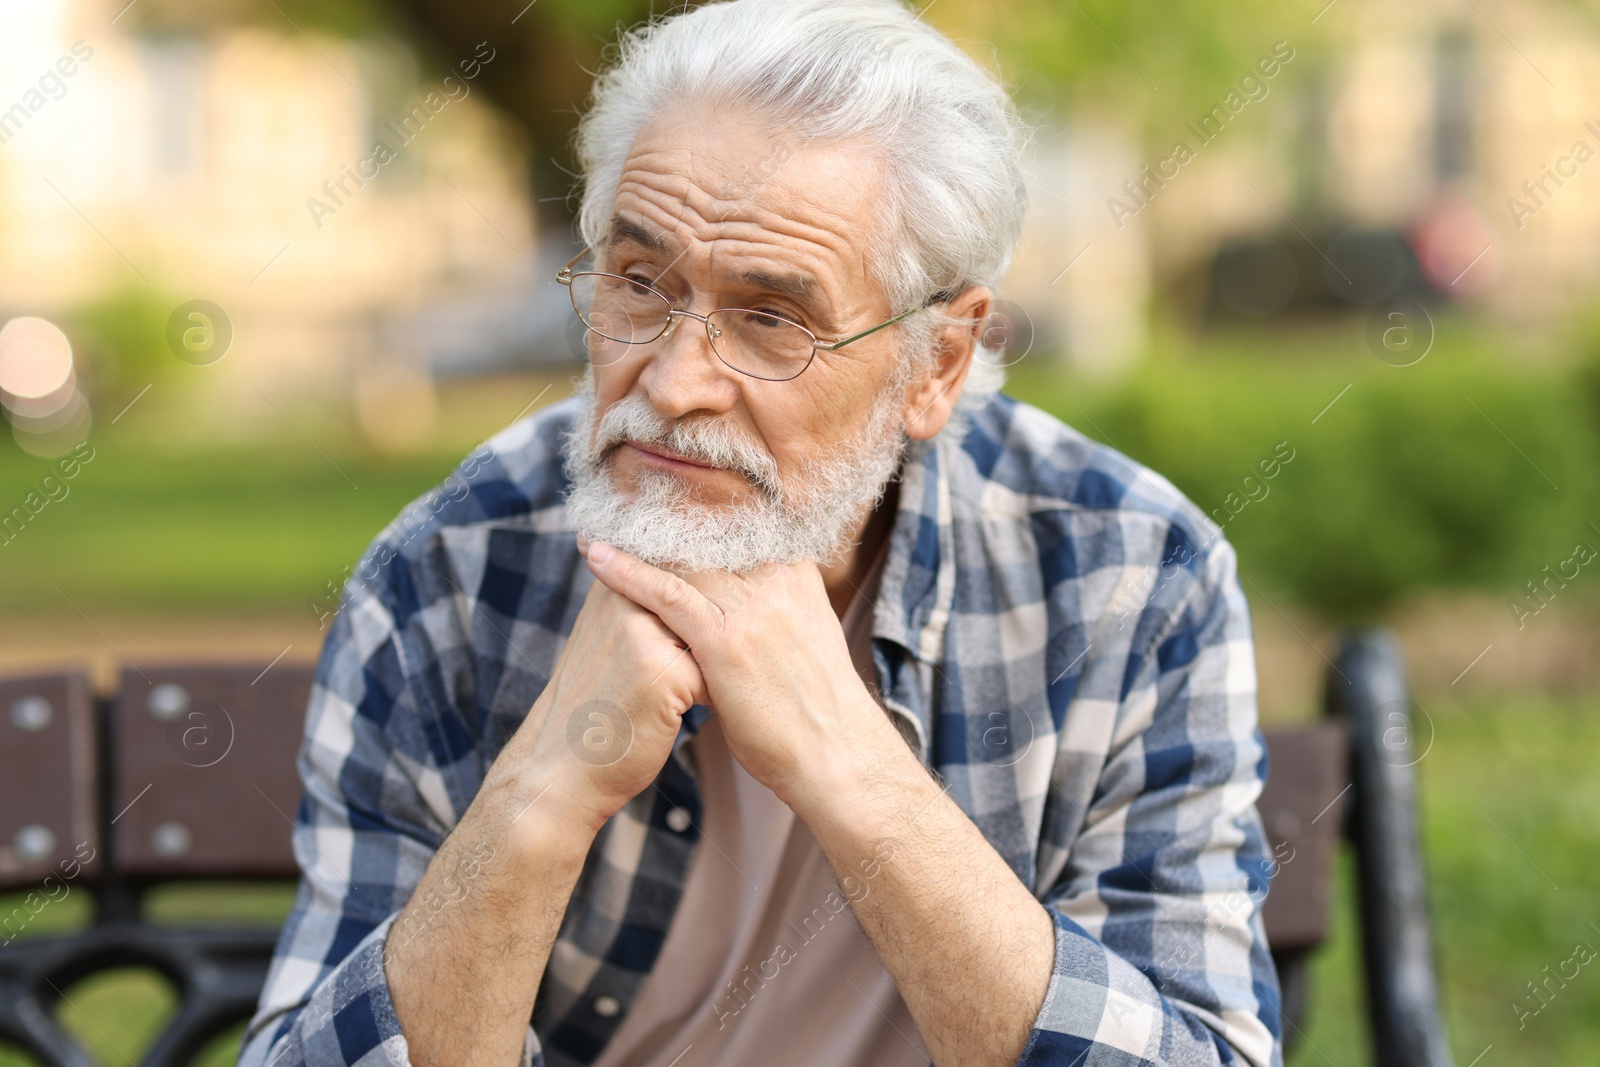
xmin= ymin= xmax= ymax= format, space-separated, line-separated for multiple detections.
xmin=562 ymin=369 xmax=909 ymax=573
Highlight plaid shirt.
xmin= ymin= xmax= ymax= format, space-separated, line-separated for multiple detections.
xmin=240 ymin=392 xmax=1282 ymax=1067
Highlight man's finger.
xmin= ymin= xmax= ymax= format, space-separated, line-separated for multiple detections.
xmin=584 ymin=540 xmax=721 ymax=646
xmin=675 ymin=569 xmax=758 ymax=616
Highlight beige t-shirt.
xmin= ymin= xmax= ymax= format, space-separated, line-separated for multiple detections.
xmin=590 ymin=547 xmax=928 ymax=1067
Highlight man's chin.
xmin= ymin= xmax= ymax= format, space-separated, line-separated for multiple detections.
xmin=579 ymin=531 xmax=808 ymax=575
xmin=569 ymin=486 xmax=791 ymax=573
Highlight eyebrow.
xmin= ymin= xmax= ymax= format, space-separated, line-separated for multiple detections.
xmin=739 ymin=268 xmax=817 ymax=301
xmin=608 ymin=214 xmax=672 ymax=255
xmin=606 ymin=212 xmax=832 ymax=325
xmin=739 ymin=268 xmax=832 ymax=332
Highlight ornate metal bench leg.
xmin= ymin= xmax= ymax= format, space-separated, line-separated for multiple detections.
xmin=0 ymin=969 xmax=101 ymax=1067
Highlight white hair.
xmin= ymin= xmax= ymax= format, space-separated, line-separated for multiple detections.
xmin=572 ymin=0 xmax=1030 ymax=429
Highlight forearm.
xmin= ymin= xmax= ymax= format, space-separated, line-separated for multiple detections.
xmin=386 ymin=761 xmax=597 ymax=1067
xmin=383 ymin=574 xmax=708 ymax=1067
xmin=788 ymin=705 xmax=1054 ymax=1067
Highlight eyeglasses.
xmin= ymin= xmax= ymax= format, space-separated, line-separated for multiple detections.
xmin=557 ymin=247 xmax=947 ymax=382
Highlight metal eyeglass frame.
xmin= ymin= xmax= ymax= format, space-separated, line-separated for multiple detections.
xmin=556 ymin=247 xmax=949 ymax=382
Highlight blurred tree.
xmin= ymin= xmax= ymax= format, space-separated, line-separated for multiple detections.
xmin=126 ymin=0 xmax=661 ymax=235
xmin=125 ymin=0 xmax=393 ymax=41
xmin=378 ymin=0 xmax=659 ymax=235
xmin=375 ymin=0 xmax=1313 ymax=220
xmin=125 ymin=0 xmax=1316 ymax=233
xmin=930 ymin=0 xmax=1297 ymax=126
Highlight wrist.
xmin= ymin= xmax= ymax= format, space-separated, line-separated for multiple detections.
xmin=783 ymin=694 xmax=923 ymax=829
xmin=478 ymin=743 xmax=606 ymax=868
xmin=503 ymin=756 xmax=612 ymax=860
xmin=493 ymin=690 xmax=635 ymax=836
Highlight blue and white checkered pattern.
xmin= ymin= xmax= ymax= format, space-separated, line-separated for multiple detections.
xmin=239 ymin=391 xmax=1282 ymax=1067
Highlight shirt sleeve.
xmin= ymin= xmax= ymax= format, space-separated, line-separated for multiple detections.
xmin=237 ymin=559 xmax=547 ymax=1067
xmin=1017 ymin=535 xmax=1283 ymax=1067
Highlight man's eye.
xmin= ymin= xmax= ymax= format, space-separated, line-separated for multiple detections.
xmin=623 ymin=273 xmax=658 ymax=289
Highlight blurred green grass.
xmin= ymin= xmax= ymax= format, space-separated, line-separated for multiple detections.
xmin=1 ymin=698 xmax=1594 ymax=1066
xmin=0 ymin=444 xmax=466 ymax=613
xmin=0 ymin=370 xmax=569 ymax=617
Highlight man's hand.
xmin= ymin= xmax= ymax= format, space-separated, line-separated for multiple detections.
xmin=489 ymin=574 xmax=708 ymax=834
xmin=581 ymin=538 xmax=1054 ymax=1067
xmin=578 ymin=539 xmax=902 ymax=807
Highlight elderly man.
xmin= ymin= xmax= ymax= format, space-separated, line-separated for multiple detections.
xmin=241 ymin=1 xmax=1281 ymax=1065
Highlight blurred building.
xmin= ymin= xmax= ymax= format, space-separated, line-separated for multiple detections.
xmin=0 ymin=0 xmax=543 ymax=450
xmin=1297 ymin=0 xmax=1600 ymax=325
xmin=1006 ymin=0 xmax=1600 ymax=371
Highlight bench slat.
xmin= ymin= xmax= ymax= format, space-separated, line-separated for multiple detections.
xmin=0 ymin=671 xmax=98 ymax=895
xmin=109 ymin=665 xmax=315 ymax=882
xmin=1259 ymin=722 xmax=1349 ymax=952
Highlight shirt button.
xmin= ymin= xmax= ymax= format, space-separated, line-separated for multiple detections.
xmin=593 ymin=995 xmax=621 ymax=1018
xmin=665 ymin=807 xmax=692 ymax=833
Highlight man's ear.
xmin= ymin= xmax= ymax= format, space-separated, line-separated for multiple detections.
xmin=902 ymin=286 xmax=992 ymax=441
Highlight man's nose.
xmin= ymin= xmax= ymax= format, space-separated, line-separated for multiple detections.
xmin=638 ymin=310 xmax=740 ymax=421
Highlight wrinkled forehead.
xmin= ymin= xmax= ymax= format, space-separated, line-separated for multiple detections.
xmin=612 ymin=104 xmax=887 ymax=292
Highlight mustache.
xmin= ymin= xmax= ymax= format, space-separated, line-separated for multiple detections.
xmin=593 ymin=393 xmax=781 ymax=495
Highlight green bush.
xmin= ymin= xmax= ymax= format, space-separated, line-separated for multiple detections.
xmin=66 ymin=286 xmax=186 ymax=404
xmin=1009 ymin=334 xmax=1600 ymax=621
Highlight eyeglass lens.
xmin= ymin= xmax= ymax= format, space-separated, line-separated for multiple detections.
xmin=569 ymin=273 xmax=815 ymax=381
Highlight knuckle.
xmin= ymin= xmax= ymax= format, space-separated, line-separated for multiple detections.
xmin=659 ymin=576 xmax=694 ymax=611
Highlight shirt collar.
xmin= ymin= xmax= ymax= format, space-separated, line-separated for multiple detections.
xmin=870 ymin=433 xmax=957 ymax=664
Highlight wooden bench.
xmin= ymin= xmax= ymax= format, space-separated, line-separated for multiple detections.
xmin=0 ymin=664 xmax=311 ymax=1067
xmin=0 ymin=631 xmax=1453 ymax=1066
